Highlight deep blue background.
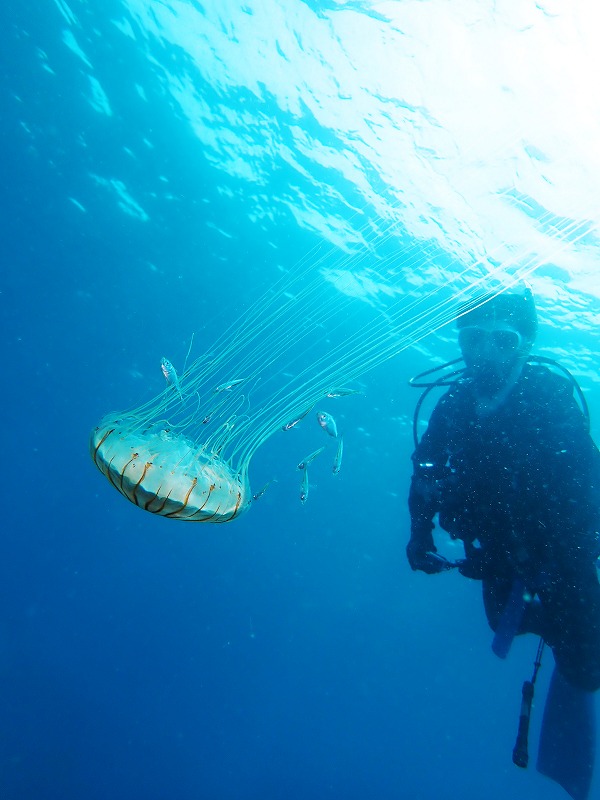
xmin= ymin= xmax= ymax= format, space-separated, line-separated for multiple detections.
xmin=0 ymin=3 xmax=591 ymax=799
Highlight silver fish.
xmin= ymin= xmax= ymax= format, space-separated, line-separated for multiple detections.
xmin=252 ymin=482 xmax=271 ymax=502
xmin=333 ymin=435 xmax=344 ymax=475
xmin=161 ymin=357 xmax=183 ymax=399
xmin=316 ymin=410 xmax=338 ymax=438
xmin=297 ymin=446 xmax=325 ymax=471
xmin=300 ymin=468 xmax=309 ymax=505
xmin=213 ymin=378 xmax=245 ymax=393
xmin=282 ymin=404 xmax=314 ymax=431
xmin=326 ymin=387 xmax=361 ymax=398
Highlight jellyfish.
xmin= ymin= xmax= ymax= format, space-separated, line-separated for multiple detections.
xmin=90 ymin=208 xmax=568 ymax=523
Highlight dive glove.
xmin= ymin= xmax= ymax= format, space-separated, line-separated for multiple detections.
xmin=406 ymin=538 xmax=455 ymax=574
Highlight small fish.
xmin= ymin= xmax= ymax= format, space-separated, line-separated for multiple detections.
xmin=326 ymin=387 xmax=361 ymax=398
xmin=316 ymin=410 xmax=338 ymax=438
xmin=300 ymin=468 xmax=309 ymax=505
xmin=282 ymin=417 xmax=303 ymax=431
xmin=213 ymin=378 xmax=245 ymax=393
xmin=297 ymin=446 xmax=325 ymax=471
xmin=282 ymin=404 xmax=314 ymax=431
xmin=161 ymin=357 xmax=183 ymax=399
xmin=252 ymin=482 xmax=271 ymax=502
xmin=333 ymin=435 xmax=344 ymax=475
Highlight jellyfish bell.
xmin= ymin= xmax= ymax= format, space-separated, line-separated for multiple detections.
xmin=90 ymin=418 xmax=251 ymax=522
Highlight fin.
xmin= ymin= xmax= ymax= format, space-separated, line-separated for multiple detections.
xmin=492 ymin=579 xmax=527 ymax=659
xmin=537 ymin=666 xmax=596 ymax=800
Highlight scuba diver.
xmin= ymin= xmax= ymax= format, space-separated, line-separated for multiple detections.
xmin=406 ymin=286 xmax=600 ymax=800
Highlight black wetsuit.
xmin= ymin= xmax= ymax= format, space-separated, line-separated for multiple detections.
xmin=409 ymin=363 xmax=600 ymax=691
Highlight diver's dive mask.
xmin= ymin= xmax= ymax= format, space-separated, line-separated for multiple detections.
xmin=459 ymin=322 xmax=530 ymax=395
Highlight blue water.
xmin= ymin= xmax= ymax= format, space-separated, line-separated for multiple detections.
xmin=3 ymin=2 xmax=599 ymax=798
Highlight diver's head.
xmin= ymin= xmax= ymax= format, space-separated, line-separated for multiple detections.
xmin=456 ymin=287 xmax=537 ymax=395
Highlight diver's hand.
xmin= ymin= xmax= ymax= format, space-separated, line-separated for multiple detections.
xmin=407 ymin=541 xmax=455 ymax=574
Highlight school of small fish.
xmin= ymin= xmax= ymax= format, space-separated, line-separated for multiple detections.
xmin=161 ymin=352 xmax=355 ymax=508
xmin=295 ymin=409 xmax=346 ymax=505
xmin=282 ymin=386 xmax=361 ymax=505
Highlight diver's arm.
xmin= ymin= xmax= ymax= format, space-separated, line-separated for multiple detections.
xmin=407 ymin=476 xmax=436 ymax=568
xmin=407 ymin=400 xmax=453 ymax=573
xmin=524 ymin=371 xmax=600 ymax=564
xmin=548 ymin=385 xmax=600 ymax=560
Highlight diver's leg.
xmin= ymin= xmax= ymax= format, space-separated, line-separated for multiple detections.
xmin=484 ymin=573 xmax=551 ymax=640
xmin=539 ymin=562 xmax=600 ymax=692
xmin=482 ymin=575 xmax=512 ymax=631
xmin=537 ymin=665 xmax=596 ymax=800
